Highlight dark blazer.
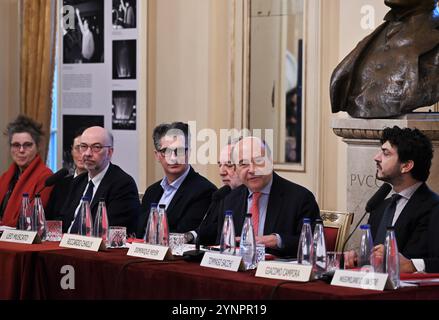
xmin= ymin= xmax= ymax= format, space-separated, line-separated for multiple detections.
xmin=60 ymin=163 xmax=140 ymax=235
xmin=136 ymin=167 xmax=217 ymax=238
xmin=214 ymin=172 xmax=320 ymax=257
xmin=423 ymin=203 xmax=439 ymax=272
xmin=368 ymin=183 xmax=439 ymax=259
xmin=45 ymin=175 xmax=74 ymax=220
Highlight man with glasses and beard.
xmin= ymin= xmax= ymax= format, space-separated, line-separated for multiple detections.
xmin=136 ymin=122 xmax=216 ymax=239
xmin=60 ymin=126 xmax=140 ymax=235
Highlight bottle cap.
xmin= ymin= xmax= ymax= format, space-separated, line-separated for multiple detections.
xmin=150 ymin=203 xmax=158 ymax=208
xmin=386 ymin=226 xmax=395 ymax=231
xmin=245 ymin=213 xmax=252 ymax=218
xmin=35 ymin=193 xmax=41 ymax=198
xmin=225 ymin=210 xmax=233 ymax=216
xmin=303 ymin=218 xmax=311 ymax=223
xmin=360 ymin=224 xmax=371 ymax=230
xmin=315 ymin=219 xmax=323 ymax=224
xmin=22 ymin=193 xmax=29 ymax=197
xmin=81 ymin=196 xmax=91 ymax=202
xmin=159 ymin=204 xmax=166 ymax=209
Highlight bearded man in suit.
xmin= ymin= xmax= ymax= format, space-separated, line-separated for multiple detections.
xmin=61 ymin=126 xmax=140 ymax=235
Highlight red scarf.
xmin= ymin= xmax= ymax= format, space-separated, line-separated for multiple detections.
xmin=0 ymin=155 xmax=53 ymax=227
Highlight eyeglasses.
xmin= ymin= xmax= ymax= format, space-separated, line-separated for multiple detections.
xmin=157 ymin=147 xmax=188 ymax=158
xmin=218 ymin=162 xmax=235 ymax=169
xmin=79 ymin=143 xmax=112 ymax=153
xmin=238 ymin=156 xmax=267 ymax=168
xmin=10 ymin=142 xmax=34 ymax=151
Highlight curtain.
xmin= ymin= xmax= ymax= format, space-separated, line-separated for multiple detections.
xmin=20 ymin=0 xmax=56 ymax=161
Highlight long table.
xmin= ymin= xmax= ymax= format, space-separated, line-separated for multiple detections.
xmin=2 ymin=242 xmax=439 ymax=300
xmin=0 ymin=241 xmax=64 ymax=299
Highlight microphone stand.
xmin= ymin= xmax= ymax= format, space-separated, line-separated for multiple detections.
xmin=339 ymin=210 xmax=368 ymax=269
xmin=183 ymin=201 xmax=218 ymax=261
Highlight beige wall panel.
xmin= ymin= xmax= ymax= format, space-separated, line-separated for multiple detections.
xmin=0 ymin=0 xmax=20 ymax=173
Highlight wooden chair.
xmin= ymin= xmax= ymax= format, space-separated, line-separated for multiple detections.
xmin=320 ymin=210 xmax=353 ymax=252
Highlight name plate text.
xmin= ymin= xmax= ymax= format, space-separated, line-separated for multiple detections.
xmin=0 ymin=230 xmax=40 ymax=244
xmin=127 ymin=243 xmax=171 ymax=260
xmin=60 ymin=234 xmax=104 ymax=252
xmin=331 ymin=269 xmax=388 ymax=291
xmin=200 ymin=252 xmax=242 ymax=272
xmin=255 ymin=261 xmax=312 ymax=282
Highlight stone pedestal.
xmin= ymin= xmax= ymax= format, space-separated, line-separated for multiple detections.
xmin=332 ymin=113 xmax=439 ymax=250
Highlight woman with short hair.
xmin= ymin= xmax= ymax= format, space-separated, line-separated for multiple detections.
xmin=0 ymin=115 xmax=53 ymax=228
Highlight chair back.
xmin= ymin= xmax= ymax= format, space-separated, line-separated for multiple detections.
xmin=320 ymin=210 xmax=353 ymax=252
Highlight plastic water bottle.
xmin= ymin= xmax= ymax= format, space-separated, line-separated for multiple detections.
xmin=157 ymin=204 xmax=169 ymax=246
xmin=32 ymin=194 xmax=47 ymax=241
xmin=78 ymin=197 xmax=93 ymax=237
xmin=312 ymin=219 xmax=326 ymax=278
xmin=297 ymin=218 xmax=313 ymax=265
xmin=239 ymin=213 xmax=257 ymax=270
xmin=384 ymin=227 xmax=400 ymax=289
xmin=358 ymin=224 xmax=374 ymax=268
xmin=18 ymin=193 xmax=31 ymax=231
xmin=144 ymin=203 xmax=158 ymax=244
xmin=220 ymin=210 xmax=236 ymax=255
xmin=93 ymin=199 xmax=109 ymax=244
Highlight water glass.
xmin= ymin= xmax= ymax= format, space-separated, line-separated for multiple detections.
xmin=326 ymin=251 xmax=342 ymax=271
xmin=46 ymin=220 xmax=63 ymax=241
xmin=256 ymin=244 xmax=266 ymax=264
xmin=108 ymin=226 xmax=127 ymax=248
xmin=169 ymin=233 xmax=186 ymax=256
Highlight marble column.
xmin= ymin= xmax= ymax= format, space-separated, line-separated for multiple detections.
xmin=331 ymin=113 xmax=439 ymax=250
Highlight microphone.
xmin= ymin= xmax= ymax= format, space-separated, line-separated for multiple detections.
xmin=183 ymin=185 xmax=232 ymax=261
xmin=44 ymin=168 xmax=70 ymax=187
xmin=211 ymin=185 xmax=232 ymax=202
xmin=339 ymin=183 xmax=392 ymax=269
xmin=33 ymin=168 xmax=70 ymax=198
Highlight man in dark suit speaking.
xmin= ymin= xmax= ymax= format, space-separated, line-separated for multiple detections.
xmin=217 ymin=136 xmax=320 ymax=257
xmin=345 ymin=126 xmax=439 ymax=270
xmin=136 ymin=122 xmax=216 ymax=239
xmin=61 ymin=126 xmax=140 ymax=235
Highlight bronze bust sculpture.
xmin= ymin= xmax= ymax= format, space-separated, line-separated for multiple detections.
xmin=330 ymin=0 xmax=439 ymax=118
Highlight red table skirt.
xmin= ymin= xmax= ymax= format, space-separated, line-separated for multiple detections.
xmin=2 ymin=241 xmax=439 ymax=300
xmin=0 ymin=241 xmax=64 ymax=299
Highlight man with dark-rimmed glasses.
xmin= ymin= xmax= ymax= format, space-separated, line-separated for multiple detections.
xmin=60 ymin=126 xmax=140 ymax=235
xmin=136 ymin=122 xmax=216 ymax=239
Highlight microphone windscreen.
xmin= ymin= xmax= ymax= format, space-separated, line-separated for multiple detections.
xmin=365 ymin=183 xmax=392 ymax=212
xmin=45 ymin=168 xmax=70 ymax=187
xmin=212 ymin=185 xmax=232 ymax=201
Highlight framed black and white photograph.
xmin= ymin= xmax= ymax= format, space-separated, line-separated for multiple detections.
xmin=112 ymin=0 xmax=136 ymax=29
xmin=63 ymin=0 xmax=104 ymax=64
xmin=112 ymin=91 xmax=136 ymax=130
xmin=113 ymin=40 xmax=137 ymax=79
xmin=62 ymin=114 xmax=104 ymax=172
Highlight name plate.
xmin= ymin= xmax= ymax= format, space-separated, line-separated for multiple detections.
xmin=60 ymin=234 xmax=105 ymax=252
xmin=331 ymin=270 xmax=388 ymax=291
xmin=255 ymin=261 xmax=312 ymax=282
xmin=127 ymin=243 xmax=172 ymax=261
xmin=0 ymin=230 xmax=40 ymax=244
xmin=200 ymin=252 xmax=242 ymax=272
